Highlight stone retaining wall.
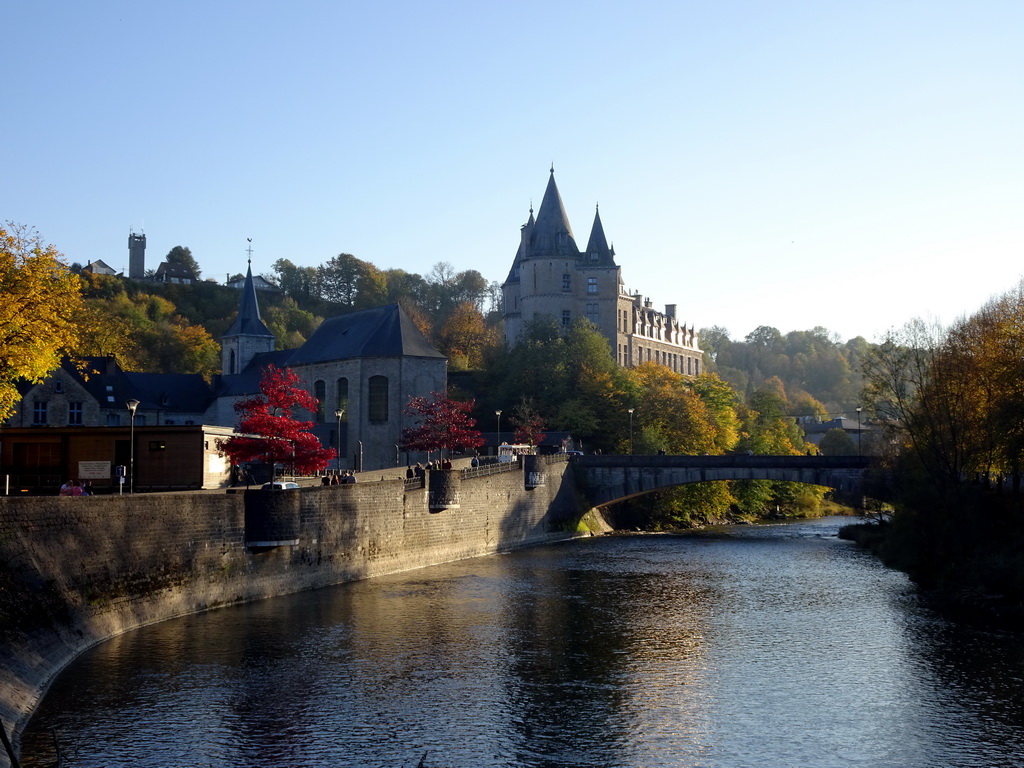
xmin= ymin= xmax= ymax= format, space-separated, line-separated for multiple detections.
xmin=0 ymin=461 xmax=581 ymax=759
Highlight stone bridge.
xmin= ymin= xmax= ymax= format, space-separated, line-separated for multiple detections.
xmin=573 ymin=454 xmax=871 ymax=508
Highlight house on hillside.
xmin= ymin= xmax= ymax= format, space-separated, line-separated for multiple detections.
xmin=154 ymin=262 xmax=197 ymax=284
xmin=83 ymin=259 xmax=119 ymax=276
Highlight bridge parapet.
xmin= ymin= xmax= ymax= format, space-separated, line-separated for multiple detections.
xmin=572 ymin=454 xmax=870 ymax=508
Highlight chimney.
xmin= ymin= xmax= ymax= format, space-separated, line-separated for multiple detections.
xmin=665 ymin=304 xmax=676 ymax=319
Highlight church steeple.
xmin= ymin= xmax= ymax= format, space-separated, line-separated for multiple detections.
xmin=221 ymin=253 xmax=275 ymax=375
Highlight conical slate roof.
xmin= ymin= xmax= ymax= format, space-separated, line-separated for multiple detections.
xmin=528 ymin=168 xmax=579 ymax=258
xmin=585 ymin=204 xmax=616 ymax=266
xmin=223 ymin=263 xmax=274 ymax=338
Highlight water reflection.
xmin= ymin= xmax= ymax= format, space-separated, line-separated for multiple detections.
xmin=19 ymin=518 xmax=1024 ymax=767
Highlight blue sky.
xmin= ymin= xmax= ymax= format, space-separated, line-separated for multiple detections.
xmin=4 ymin=1 xmax=1022 ymax=343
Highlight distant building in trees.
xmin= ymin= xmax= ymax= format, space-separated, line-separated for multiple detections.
xmin=83 ymin=259 xmax=119 ymax=276
xmin=501 ymin=168 xmax=702 ymax=374
xmin=154 ymin=261 xmax=197 ymax=284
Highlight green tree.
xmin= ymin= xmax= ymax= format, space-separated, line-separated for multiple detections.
xmin=165 ymin=245 xmax=201 ymax=279
xmin=819 ymin=428 xmax=856 ymax=456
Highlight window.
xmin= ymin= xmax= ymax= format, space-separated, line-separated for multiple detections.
xmin=586 ymin=303 xmax=599 ymax=323
xmin=590 ymin=252 xmax=598 ymax=262
xmin=368 ymin=376 xmax=389 ymax=423
xmin=336 ymin=378 xmax=349 ymax=418
xmin=54 ymin=380 xmax=63 ymax=394
xmin=587 ymin=277 xmax=598 ymax=294
xmin=33 ymin=400 xmax=48 ymax=425
xmin=314 ymin=380 xmax=326 ymax=422
xmin=68 ymin=402 xmax=83 ymax=425
xmin=561 ymin=310 xmax=571 ymax=328
xmin=562 ymin=273 xmax=571 ymax=291
xmin=106 ymin=413 xmax=121 ymax=427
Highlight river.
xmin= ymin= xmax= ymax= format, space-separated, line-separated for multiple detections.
xmin=18 ymin=517 xmax=1024 ymax=767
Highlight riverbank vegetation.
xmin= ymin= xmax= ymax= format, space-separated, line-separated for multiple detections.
xmin=850 ymin=280 xmax=1024 ymax=624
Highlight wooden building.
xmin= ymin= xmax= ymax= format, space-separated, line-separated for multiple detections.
xmin=0 ymin=424 xmax=235 ymax=494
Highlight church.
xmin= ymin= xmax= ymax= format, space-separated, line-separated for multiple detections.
xmin=2 ymin=265 xmax=447 ymax=488
xmin=502 ymin=168 xmax=702 ymax=374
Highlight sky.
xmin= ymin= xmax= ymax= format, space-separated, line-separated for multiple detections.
xmin=3 ymin=1 xmax=1022 ymax=343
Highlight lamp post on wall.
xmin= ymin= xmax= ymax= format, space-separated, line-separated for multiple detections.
xmin=628 ymin=408 xmax=635 ymax=455
xmin=855 ymin=406 xmax=863 ymax=456
xmin=126 ymin=398 xmax=140 ymax=494
xmin=495 ymin=410 xmax=502 ymax=450
xmin=334 ymin=408 xmax=344 ymax=471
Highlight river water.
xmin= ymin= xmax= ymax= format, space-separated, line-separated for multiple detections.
xmin=18 ymin=517 xmax=1024 ymax=767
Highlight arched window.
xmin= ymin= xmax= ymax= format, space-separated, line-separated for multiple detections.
xmin=368 ymin=376 xmax=389 ymax=423
xmin=314 ymin=380 xmax=326 ymax=423
xmin=336 ymin=377 xmax=349 ymax=419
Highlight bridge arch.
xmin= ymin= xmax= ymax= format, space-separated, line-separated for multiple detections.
xmin=573 ymin=454 xmax=870 ymax=509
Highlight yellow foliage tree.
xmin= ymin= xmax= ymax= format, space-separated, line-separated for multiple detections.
xmin=0 ymin=225 xmax=88 ymax=419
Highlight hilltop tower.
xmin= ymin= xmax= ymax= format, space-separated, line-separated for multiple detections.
xmin=128 ymin=232 xmax=146 ymax=278
xmin=501 ymin=167 xmax=702 ymax=373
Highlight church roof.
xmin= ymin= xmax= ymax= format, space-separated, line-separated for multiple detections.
xmin=285 ymin=303 xmax=445 ymax=365
xmin=223 ymin=263 xmax=274 ymax=339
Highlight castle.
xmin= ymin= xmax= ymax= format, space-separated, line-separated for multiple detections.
xmin=502 ymin=168 xmax=702 ymax=374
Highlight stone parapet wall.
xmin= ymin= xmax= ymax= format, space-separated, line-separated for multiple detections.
xmin=0 ymin=463 xmax=581 ymax=757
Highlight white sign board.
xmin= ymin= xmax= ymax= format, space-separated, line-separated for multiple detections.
xmin=78 ymin=460 xmax=111 ymax=480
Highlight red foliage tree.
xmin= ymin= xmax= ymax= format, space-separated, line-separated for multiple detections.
xmin=221 ymin=365 xmax=335 ymax=478
xmin=401 ymin=391 xmax=485 ymax=459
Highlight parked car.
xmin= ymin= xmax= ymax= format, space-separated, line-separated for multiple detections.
xmin=261 ymin=481 xmax=300 ymax=490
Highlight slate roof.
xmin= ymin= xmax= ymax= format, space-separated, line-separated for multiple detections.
xmin=584 ymin=205 xmax=616 ymax=266
xmin=223 ymin=264 xmax=275 ymax=339
xmin=286 ymin=303 xmax=445 ymax=365
xmin=507 ymin=169 xmax=619 ymax=277
xmin=53 ymin=357 xmax=214 ymax=414
xmin=528 ymin=168 xmax=580 ymax=258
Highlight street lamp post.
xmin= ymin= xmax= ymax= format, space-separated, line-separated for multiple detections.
xmin=126 ymin=399 xmax=140 ymax=494
xmin=495 ymin=410 xmax=502 ymax=450
xmin=334 ymin=408 xmax=344 ymax=472
xmin=628 ymin=408 xmax=635 ymax=455
xmin=855 ymin=406 xmax=863 ymax=456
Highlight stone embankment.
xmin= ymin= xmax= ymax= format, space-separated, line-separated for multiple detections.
xmin=0 ymin=458 xmax=584 ymax=759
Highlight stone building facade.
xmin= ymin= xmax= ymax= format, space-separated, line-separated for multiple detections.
xmin=501 ymin=168 xmax=702 ymax=374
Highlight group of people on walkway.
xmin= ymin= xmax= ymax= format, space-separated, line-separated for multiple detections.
xmin=321 ymin=471 xmax=357 ymax=486
xmin=58 ymin=479 xmax=92 ymax=496
xmin=405 ymin=459 xmax=453 ymax=479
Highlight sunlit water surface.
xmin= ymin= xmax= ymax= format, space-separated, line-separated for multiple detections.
xmin=20 ymin=517 xmax=1024 ymax=767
